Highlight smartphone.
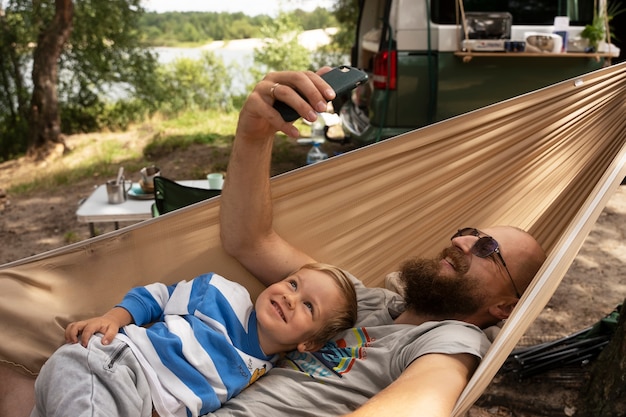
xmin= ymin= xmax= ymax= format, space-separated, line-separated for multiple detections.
xmin=273 ymin=66 xmax=368 ymax=122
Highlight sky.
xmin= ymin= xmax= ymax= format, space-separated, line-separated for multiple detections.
xmin=142 ymin=0 xmax=334 ymax=16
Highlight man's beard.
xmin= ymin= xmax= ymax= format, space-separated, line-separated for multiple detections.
xmin=399 ymin=247 xmax=485 ymax=318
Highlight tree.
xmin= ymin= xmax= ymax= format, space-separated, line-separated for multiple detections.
xmin=155 ymin=52 xmax=233 ymax=115
xmin=251 ymin=11 xmax=312 ymax=82
xmin=0 ymin=0 xmax=157 ymax=161
xmin=309 ymin=0 xmax=358 ymax=69
xmin=0 ymin=0 xmax=36 ymax=159
xmin=576 ymin=300 xmax=626 ymax=416
xmin=331 ymin=0 xmax=359 ymax=55
xmin=27 ymin=0 xmax=74 ymax=157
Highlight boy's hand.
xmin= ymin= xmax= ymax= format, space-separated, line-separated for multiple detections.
xmin=65 ymin=307 xmax=133 ymax=347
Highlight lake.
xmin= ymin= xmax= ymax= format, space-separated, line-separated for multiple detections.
xmin=152 ymin=29 xmax=340 ymax=95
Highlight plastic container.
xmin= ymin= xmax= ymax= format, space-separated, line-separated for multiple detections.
xmin=306 ymin=142 xmax=328 ymax=165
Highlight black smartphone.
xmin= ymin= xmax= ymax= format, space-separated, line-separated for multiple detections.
xmin=273 ymin=66 xmax=368 ymax=122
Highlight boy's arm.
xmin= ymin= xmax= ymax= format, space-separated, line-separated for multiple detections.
xmin=342 ymin=353 xmax=478 ymax=417
xmin=65 ymin=306 xmax=133 ymax=347
xmin=220 ymin=70 xmax=335 ymax=286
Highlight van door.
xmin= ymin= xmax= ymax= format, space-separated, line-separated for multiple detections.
xmin=346 ymin=0 xmax=436 ymax=142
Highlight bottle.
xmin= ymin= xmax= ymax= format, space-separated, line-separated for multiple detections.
xmin=310 ymin=115 xmax=325 ymax=142
xmin=306 ymin=142 xmax=328 ymax=165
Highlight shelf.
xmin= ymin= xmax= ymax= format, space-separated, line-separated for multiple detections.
xmin=454 ymin=51 xmax=613 ymax=63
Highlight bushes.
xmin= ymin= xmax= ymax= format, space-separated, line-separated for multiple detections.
xmin=57 ymin=51 xmax=233 ymax=137
xmin=154 ymin=51 xmax=234 ymax=115
xmin=60 ymin=96 xmax=151 ymax=134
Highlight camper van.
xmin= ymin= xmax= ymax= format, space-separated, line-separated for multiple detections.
xmin=340 ymin=0 xmax=617 ymax=146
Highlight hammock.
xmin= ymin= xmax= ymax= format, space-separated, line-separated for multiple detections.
xmin=1 ymin=62 xmax=625 ymax=416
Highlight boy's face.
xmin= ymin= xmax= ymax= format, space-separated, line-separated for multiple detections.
xmin=255 ymin=268 xmax=344 ymax=353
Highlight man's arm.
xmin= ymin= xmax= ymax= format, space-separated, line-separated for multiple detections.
xmin=220 ymin=70 xmax=336 ymax=286
xmin=343 ymin=353 xmax=479 ymax=417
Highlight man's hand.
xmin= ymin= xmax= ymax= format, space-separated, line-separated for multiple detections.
xmin=65 ymin=307 xmax=133 ymax=347
xmin=236 ymin=69 xmax=336 ymax=141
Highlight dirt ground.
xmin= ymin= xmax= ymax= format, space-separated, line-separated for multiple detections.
xmin=0 ymin=131 xmax=625 ymax=417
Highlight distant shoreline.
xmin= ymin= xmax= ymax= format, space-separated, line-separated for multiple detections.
xmin=151 ymin=28 xmax=341 ymax=95
xmin=200 ymin=28 xmax=338 ymax=51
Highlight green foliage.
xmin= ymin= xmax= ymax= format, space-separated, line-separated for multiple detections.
xmin=329 ymin=0 xmax=359 ymax=55
xmin=0 ymin=0 xmax=158 ymax=159
xmin=159 ymin=109 xmax=239 ymax=135
xmin=153 ymin=52 xmax=234 ymax=115
xmin=101 ymin=100 xmax=152 ymax=131
xmin=0 ymin=119 xmax=28 ymax=162
xmin=0 ymin=1 xmax=37 ymax=160
xmin=581 ymin=14 xmax=607 ymax=49
xmin=311 ymin=32 xmax=351 ymax=69
xmin=607 ymin=1 xmax=626 ymax=41
xmin=139 ymin=11 xmax=271 ymax=46
xmin=251 ymin=12 xmax=312 ymax=82
xmin=0 ymin=2 xmax=350 ymax=162
xmin=59 ymin=92 xmax=153 ymax=135
xmin=143 ymin=109 xmax=237 ymax=159
xmin=308 ymin=0 xmax=358 ymax=69
xmin=581 ymin=0 xmax=626 ymax=49
xmin=292 ymin=7 xmax=338 ymax=30
xmin=143 ymin=132 xmax=232 ymax=159
xmin=137 ymin=8 xmax=336 ymax=47
xmin=60 ymin=91 xmax=106 ymax=135
xmin=7 ymin=137 xmax=147 ymax=194
xmin=60 ymin=0 xmax=159 ymax=108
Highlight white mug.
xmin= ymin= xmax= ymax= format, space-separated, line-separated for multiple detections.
xmin=140 ymin=166 xmax=161 ymax=192
xmin=207 ymin=173 xmax=224 ymax=190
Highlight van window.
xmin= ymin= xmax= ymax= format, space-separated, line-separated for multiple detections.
xmin=431 ymin=0 xmax=594 ymax=26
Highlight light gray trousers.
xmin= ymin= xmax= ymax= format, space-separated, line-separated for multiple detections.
xmin=30 ymin=335 xmax=153 ymax=417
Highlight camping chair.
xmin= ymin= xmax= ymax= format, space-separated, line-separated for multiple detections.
xmin=152 ymin=176 xmax=222 ymax=217
xmin=502 ymin=305 xmax=621 ymax=379
xmin=0 ymin=62 xmax=625 ymax=417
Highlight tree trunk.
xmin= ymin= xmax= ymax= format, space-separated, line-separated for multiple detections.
xmin=576 ymin=300 xmax=626 ymax=417
xmin=1 ymin=10 xmax=29 ymax=123
xmin=27 ymin=0 xmax=74 ymax=159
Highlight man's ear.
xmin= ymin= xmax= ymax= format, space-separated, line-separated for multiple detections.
xmin=297 ymin=340 xmax=323 ymax=352
xmin=488 ymin=300 xmax=517 ymax=321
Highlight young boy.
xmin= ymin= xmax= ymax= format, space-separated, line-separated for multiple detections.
xmin=31 ymin=263 xmax=357 ymax=417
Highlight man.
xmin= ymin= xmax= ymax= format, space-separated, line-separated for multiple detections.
xmin=211 ymin=68 xmax=546 ymax=417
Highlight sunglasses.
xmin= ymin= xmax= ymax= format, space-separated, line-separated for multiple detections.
xmin=451 ymin=227 xmax=521 ymax=298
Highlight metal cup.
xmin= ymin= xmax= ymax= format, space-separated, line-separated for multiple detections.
xmin=106 ymin=179 xmax=131 ymax=204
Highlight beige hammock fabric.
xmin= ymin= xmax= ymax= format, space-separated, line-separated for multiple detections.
xmin=1 ymin=62 xmax=625 ymax=416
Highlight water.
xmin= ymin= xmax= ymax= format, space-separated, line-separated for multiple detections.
xmin=121 ymin=30 xmax=344 ymax=99
xmin=151 ymin=29 xmax=344 ymax=96
xmin=153 ymin=46 xmax=254 ymax=66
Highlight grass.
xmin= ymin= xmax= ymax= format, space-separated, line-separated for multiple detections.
xmin=4 ymin=107 xmax=316 ymax=195
xmin=159 ymin=109 xmax=239 ymax=136
xmin=5 ymin=109 xmax=241 ymax=194
xmin=143 ymin=110 xmax=241 ymax=158
xmin=8 ymin=140 xmax=145 ymax=194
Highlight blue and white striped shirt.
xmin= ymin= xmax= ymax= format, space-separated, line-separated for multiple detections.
xmin=118 ymin=273 xmax=276 ymax=417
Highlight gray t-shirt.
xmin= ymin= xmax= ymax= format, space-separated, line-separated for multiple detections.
xmin=207 ymin=274 xmax=491 ymax=417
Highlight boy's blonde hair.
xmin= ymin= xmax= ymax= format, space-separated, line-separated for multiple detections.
xmin=297 ymin=263 xmax=358 ymax=349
